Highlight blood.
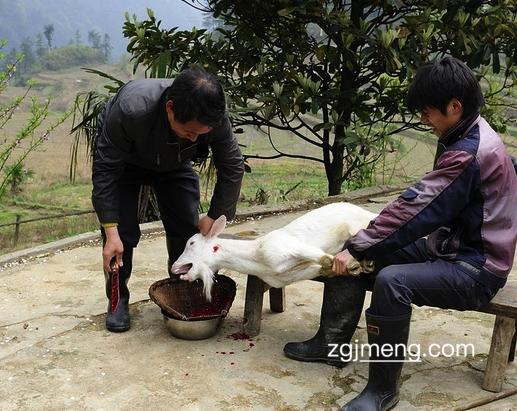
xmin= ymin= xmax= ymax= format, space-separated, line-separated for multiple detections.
xmin=189 ymin=295 xmax=226 ymax=317
xmin=243 ymin=342 xmax=256 ymax=352
xmin=228 ymin=332 xmax=251 ymax=340
xmin=190 ymin=306 xmax=223 ymax=316
xmin=226 ymin=332 xmax=256 ymax=351
xmin=110 ymin=271 xmax=119 ymax=312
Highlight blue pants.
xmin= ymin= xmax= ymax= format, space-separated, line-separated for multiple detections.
xmin=368 ymin=239 xmax=500 ymax=316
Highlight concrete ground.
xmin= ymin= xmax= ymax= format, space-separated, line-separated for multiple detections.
xmin=0 ymin=197 xmax=516 ymax=411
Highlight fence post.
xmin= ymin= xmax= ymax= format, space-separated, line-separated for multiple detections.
xmin=13 ymin=214 xmax=21 ymax=246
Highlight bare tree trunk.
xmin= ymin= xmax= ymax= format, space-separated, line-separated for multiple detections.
xmin=138 ymin=185 xmax=160 ymax=223
xmin=327 ymin=145 xmax=345 ymax=196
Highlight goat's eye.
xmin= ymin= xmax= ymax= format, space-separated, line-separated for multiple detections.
xmin=189 ymin=241 xmax=195 ymax=246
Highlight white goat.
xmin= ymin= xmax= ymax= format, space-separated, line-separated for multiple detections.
xmin=171 ymin=202 xmax=377 ymax=300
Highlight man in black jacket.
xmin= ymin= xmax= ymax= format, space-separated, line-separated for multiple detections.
xmin=92 ymin=67 xmax=244 ymax=332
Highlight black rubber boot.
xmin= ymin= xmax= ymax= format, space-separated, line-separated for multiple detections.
xmin=341 ymin=310 xmax=411 ymax=411
xmin=283 ymin=276 xmax=367 ymax=367
xmin=166 ymin=236 xmax=187 ymax=277
xmin=105 ymin=248 xmax=133 ymax=332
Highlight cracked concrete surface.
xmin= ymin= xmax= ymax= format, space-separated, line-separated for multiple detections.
xmin=1 ymin=198 xmax=516 ymax=410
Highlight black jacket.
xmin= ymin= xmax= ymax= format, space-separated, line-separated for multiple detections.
xmin=92 ymin=79 xmax=244 ymax=224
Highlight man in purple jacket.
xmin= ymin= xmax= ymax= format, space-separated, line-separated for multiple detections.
xmin=315 ymin=57 xmax=515 ymax=410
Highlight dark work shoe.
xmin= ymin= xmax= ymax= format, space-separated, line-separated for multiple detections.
xmin=284 ymin=276 xmax=367 ymax=367
xmin=105 ymin=268 xmax=130 ymax=332
xmin=283 ymin=333 xmax=349 ymax=367
xmin=340 ymin=310 xmax=411 ymax=411
xmin=104 ymin=248 xmax=133 ymax=333
xmin=106 ymin=302 xmax=130 ymax=332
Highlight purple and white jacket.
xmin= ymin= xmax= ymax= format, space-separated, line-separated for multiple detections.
xmin=347 ymin=114 xmax=517 ymax=289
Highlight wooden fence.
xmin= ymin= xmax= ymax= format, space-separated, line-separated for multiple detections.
xmin=0 ymin=210 xmax=96 ymax=246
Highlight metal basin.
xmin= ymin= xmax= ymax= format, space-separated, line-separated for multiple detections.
xmin=163 ymin=313 xmax=223 ymax=340
xmin=149 ymin=275 xmax=236 ymax=340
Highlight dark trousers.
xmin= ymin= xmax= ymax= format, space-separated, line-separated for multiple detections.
xmin=115 ymin=163 xmax=200 ymax=249
xmin=367 ymin=239 xmax=500 ymax=316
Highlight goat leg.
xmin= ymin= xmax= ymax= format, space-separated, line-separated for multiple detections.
xmin=346 ymin=256 xmax=375 ymax=276
xmin=318 ymin=254 xmax=336 ymax=277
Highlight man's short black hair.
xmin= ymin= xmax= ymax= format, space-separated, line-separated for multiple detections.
xmin=166 ymin=67 xmax=226 ymax=127
xmin=407 ymin=57 xmax=484 ymax=118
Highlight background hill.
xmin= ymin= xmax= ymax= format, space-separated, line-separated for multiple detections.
xmin=0 ymin=0 xmax=204 ymax=59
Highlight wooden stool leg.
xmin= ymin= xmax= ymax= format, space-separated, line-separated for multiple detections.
xmin=508 ymin=322 xmax=517 ymax=363
xmin=243 ymin=275 xmax=265 ymax=337
xmin=483 ymin=316 xmax=516 ymax=392
xmin=269 ymin=287 xmax=285 ymax=313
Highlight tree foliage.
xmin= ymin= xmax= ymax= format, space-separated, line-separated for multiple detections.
xmin=43 ymin=24 xmax=55 ymax=49
xmin=123 ymin=0 xmax=516 ymax=195
xmin=1 ymin=25 xmax=112 ymax=86
xmin=0 ymin=41 xmax=71 ymax=200
xmin=88 ymin=30 xmax=102 ymax=49
xmin=102 ymin=33 xmax=113 ymax=60
xmin=39 ymin=44 xmax=106 ymax=70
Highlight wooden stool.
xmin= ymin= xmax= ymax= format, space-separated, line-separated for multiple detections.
xmin=243 ymin=275 xmax=285 ymax=336
xmin=479 ymin=283 xmax=517 ymax=392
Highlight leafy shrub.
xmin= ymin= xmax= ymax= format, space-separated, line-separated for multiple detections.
xmin=40 ymin=44 xmax=105 ymax=71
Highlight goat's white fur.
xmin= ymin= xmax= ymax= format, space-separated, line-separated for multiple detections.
xmin=171 ymin=202 xmax=377 ymax=300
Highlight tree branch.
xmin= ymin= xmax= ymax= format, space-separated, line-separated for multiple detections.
xmin=179 ymin=0 xmax=212 ymax=13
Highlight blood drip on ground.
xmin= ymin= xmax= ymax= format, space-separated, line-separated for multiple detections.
xmin=228 ymin=332 xmax=251 ymax=341
xmin=225 ymin=332 xmax=256 ymax=352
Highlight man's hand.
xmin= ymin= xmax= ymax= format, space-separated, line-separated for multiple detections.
xmin=198 ymin=215 xmax=215 ymax=236
xmin=102 ymin=226 xmax=124 ymax=273
xmin=332 ymin=249 xmax=352 ymax=276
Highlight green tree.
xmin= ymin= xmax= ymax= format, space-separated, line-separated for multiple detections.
xmin=39 ymin=44 xmax=106 ymax=71
xmin=18 ymin=37 xmax=35 ymax=72
xmin=43 ymin=24 xmax=55 ymax=50
xmin=123 ymin=1 xmax=516 ymax=195
xmin=4 ymin=163 xmax=34 ymax=195
xmin=0 ymin=48 xmax=17 ymax=72
xmin=0 ymin=41 xmax=71 ymax=200
xmin=35 ymin=33 xmax=47 ymax=59
xmin=88 ymin=30 xmax=102 ymax=49
xmin=75 ymin=30 xmax=82 ymax=45
xmin=101 ymin=33 xmax=112 ymax=61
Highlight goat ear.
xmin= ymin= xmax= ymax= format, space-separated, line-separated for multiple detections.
xmin=208 ymin=215 xmax=226 ymax=238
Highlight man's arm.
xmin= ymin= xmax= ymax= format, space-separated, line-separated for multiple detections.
xmin=92 ymin=104 xmax=130 ymax=271
xmin=206 ymin=115 xmax=244 ymax=220
xmin=346 ymin=149 xmax=478 ymax=261
xmin=92 ymin=115 xmax=126 ymax=224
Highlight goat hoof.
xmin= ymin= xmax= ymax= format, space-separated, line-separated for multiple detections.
xmin=318 ymin=254 xmax=334 ymax=276
xmin=361 ymin=260 xmax=375 ymax=273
